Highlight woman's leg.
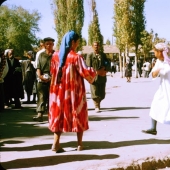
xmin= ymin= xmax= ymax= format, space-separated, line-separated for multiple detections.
xmin=53 ymin=132 xmax=61 ymax=147
xmin=52 ymin=132 xmax=63 ymax=152
xmin=77 ymin=132 xmax=83 ymax=151
xmin=77 ymin=132 xmax=83 ymax=146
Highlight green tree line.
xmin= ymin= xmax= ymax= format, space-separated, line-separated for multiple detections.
xmin=0 ymin=5 xmax=41 ymax=56
xmin=0 ymin=0 xmax=168 ymax=59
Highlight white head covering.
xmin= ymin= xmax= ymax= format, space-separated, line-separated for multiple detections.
xmin=4 ymin=49 xmax=10 ymax=56
xmin=154 ymin=43 xmax=170 ymax=65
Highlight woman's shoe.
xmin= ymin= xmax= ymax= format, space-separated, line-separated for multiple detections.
xmin=142 ymin=129 xmax=157 ymax=135
xmin=95 ymin=108 xmax=100 ymax=113
xmin=51 ymin=145 xmax=65 ymax=153
xmin=77 ymin=145 xmax=83 ymax=151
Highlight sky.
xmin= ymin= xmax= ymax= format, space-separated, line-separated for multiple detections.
xmin=2 ymin=0 xmax=170 ymax=45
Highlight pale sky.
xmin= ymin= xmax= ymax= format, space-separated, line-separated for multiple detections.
xmin=3 ymin=0 xmax=170 ymax=45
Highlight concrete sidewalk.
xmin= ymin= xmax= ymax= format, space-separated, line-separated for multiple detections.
xmin=0 ymin=72 xmax=170 ymax=170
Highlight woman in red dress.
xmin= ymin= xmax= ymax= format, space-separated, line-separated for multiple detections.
xmin=48 ymin=31 xmax=106 ymax=152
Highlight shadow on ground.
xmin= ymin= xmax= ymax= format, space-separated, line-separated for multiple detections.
xmin=1 ymin=139 xmax=170 ymax=169
xmin=0 ymin=106 xmax=146 ymax=139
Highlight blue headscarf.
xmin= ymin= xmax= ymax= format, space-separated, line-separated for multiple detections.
xmin=59 ymin=30 xmax=79 ymax=68
xmin=57 ymin=30 xmax=79 ymax=84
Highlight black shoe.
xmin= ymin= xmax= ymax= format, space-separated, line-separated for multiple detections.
xmin=142 ymin=129 xmax=157 ymax=135
xmin=33 ymin=116 xmax=43 ymax=122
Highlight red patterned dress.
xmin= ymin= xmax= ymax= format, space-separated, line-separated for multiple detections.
xmin=49 ymin=50 xmax=96 ymax=132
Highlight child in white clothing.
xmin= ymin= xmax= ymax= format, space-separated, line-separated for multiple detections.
xmin=142 ymin=43 xmax=170 ymax=135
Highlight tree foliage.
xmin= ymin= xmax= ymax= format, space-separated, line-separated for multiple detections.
xmin=82 ymin=38 xmax=87 ymax=46
xmin=113 ymin=0 xmax=146 ymax=52
xmin=53 ymin=0 xmax=84 ymax=49
xmin=88 ymin=0 xmax=103 ymax=51
xmin=113 ymin=0 xmax=146 ymax=77
xmin=0 ymin=5 xmax=41 ymax=56
xmin=106 ymin=39 xmax=111 ymax=45
xmin=130 ymin=0 xmax=146 ymax=54
xmin=140 ymin=29 xmax=153 ymax=59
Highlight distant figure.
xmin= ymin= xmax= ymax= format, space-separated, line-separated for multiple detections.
xmin=137 ymin=59 xmax=142 ymax=77
xmin=21 ymin=51 xmax=36 ymax=104
xmin=110 ymin=60 xmax=117 ymax=76
xmin=125 ymin=61 xmax=133 ymax=82
xmin=142 ymin=43 xmax=170 ymax=135
xmin=143 ymin=59 xmax=151 ymax=78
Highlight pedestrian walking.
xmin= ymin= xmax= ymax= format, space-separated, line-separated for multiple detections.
xmin=86 ymin=41 xmax=109 ymax=113
xmin=142 ymin=43 xmax=170 ymax=135
xmin=125 ymin=60 xmax=133 ymax=82
xmin=110 ymin=60 xmax=117 ymax=77
xmin=48 ymin=31 xmax=106 ymax=152
xmin=143 ymin=59 xmax=151 ymax=78
xmin=21 ymin=51 xmax=36 ymax=104
xmin=137 ymin=59 xmax=142 ymax=77
xmin=32 ymin=37 xmax=55 ymax=122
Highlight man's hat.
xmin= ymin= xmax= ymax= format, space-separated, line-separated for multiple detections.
xmin=43 ymin=37 xmax=55 ymax=42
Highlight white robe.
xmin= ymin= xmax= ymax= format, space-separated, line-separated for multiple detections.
xmin=149 ymin=59 xmax=170 ymax=124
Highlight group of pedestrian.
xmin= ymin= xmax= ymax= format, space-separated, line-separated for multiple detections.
xmin=0 ymin=39 xmax=46 ymax=111
xmin=3 ymin=49 xmax=24 ymax=109
xmin=0 ymin=30 xmax=169 ymax=153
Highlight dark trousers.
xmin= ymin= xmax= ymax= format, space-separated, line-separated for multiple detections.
xmin=36 ymin=82 xmax=50 ymax=114
xmin=4 ymin=94 xmax=21 ymax=108
xmin=0 ymin=83 xmax=4 ymax=111
xmin=90 ymin=83 xmax=106 ymax=101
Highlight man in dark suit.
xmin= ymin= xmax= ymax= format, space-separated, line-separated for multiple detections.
xmin=4 ymin=49 xmax=24 ymax=109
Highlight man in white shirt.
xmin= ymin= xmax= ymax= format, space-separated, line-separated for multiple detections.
xmin=34 ymin=40 xmax=45 ymax=69
xmin=143 ymin=59 xmax=151 ymax=78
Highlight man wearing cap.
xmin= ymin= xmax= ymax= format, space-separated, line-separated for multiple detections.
xmin=33 ymin=37 xmax=55 ymax=122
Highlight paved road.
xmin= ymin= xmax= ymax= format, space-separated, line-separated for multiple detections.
xmin=0 ymin=72 xmax=170 ymax=170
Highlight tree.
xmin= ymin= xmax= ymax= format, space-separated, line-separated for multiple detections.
xmin=153 ymin=33 xmax=166 ymax=45
xmin=141 ymin=30 xmax=153 ymax=60
xmin=130 ymin=0 xmax=146 ymax=77
xmin=113 ymin=0 xmax=133 ymax=77
xmin=0 ymin=5 xmax=41 ymax=56
xmin=88 ymin=0 xmax=103 ymax=51
xmin=106 ymin=39 xmax=111 ymax=45
xmin=82 ymin=38 xmax=87 ymax=46
xmin=113 ymin=0 xmax=146 ymax=78
xmin=53 ymin=0 xmax=84 ymax=49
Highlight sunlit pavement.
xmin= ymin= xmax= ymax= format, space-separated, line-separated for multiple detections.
xmin=0 ymin=72 xmax=170 ymax=170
